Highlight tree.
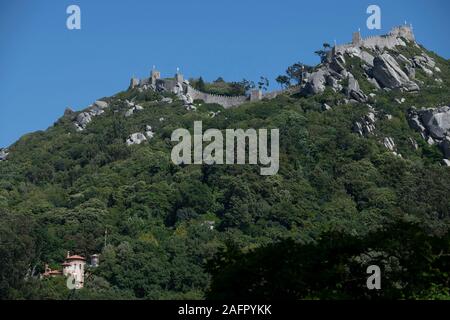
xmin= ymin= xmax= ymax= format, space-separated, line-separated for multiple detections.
xmin=315 ymin=43 xmax=332 ymax=63
xmin=257 ymin=76 xmax=269 ymax=92
xmin=214 ymin=77 xmax=225 ymax=83
xmin=239 ymin=79 xmax=255 ymax=92
xmin=196 ymin=77 xmax=206 ymax=91
xmin=206 ymin=221 xmax=450 ymax=300
xmin=286 ymin=62 xmax=312 ymax=85
xmin=275 ymin=75 xmax=290 ymax=89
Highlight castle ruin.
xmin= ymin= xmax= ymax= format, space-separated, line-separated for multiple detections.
xmin=129 ymin=25 xmax=416 ymax=109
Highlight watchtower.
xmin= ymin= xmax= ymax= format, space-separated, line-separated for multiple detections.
xmin=352 ymin=30 xmax=362 ymax=45
xmin=150 ymin=66 xmax=161 ymax=85
xmin=175 ymin=67 xmax=184 ymax=83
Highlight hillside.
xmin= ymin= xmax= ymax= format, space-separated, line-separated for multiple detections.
xmin=1 ymin=26 xmax=450 ymax=300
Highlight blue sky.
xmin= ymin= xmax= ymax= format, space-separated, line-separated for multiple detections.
xmin=0 ymin=0 xmax=449 ymax=147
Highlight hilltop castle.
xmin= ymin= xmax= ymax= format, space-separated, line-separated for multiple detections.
xmin=128 ymin=25 xmax=416 ymax=109
xmin=129 ymin=68 xmax=300 ymax=109
xmin=336 ymin=24 xmax=415 ymax=54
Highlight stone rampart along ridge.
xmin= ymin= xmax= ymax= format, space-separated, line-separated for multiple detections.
xmin=186 ymin=85 xmax=248 ymax=109
xmin=128 ymin=25 xmax=416 ymax=108
xmin=335 ymin=25 xmax=415 ymax=53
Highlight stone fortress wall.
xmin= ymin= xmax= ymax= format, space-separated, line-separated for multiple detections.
xmin=335 ymin=25 xmax=415 ymax=53
xmin=128 ymin=25 xmax=414 ymax=108
xmin=130 ymin=69 xmax=301 ymax=109
xmin=186 ymin=85 xmax=248 ymax=108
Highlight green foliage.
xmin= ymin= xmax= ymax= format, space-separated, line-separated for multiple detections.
xmin=206 ymin=221 xmax=450 ymax=300
xmin=0 ymin=41 xmax=449 ymax=300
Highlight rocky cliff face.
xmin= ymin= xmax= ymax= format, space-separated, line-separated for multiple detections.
xmin=408 ymin=106 xmax=450 ymax=163
xmin=301 ymin=27 xmax=441 ymax=101
xmin=371 ymin=53 xmax=419 ymax=91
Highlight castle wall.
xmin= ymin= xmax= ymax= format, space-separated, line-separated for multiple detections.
xmin=186 ymin=85 xmax=248 ymax=109
xmin=263 ymin=85 xmax=301 ymax=100
xmin=335 ymin=25 xmax=413 ymax=53
xmin=360 ymin=35 xmax=405 ymax=50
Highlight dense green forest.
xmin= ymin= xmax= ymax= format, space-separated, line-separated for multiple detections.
xmin=1 ymin=42 xmax=450 ymax=300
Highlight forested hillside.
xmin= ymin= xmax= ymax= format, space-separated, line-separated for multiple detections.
xmin=1 ymin=37 xmax=449 ymax=300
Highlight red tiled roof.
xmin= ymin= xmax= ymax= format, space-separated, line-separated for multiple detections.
xmin=48 ymin=270 xmax=62 ymax=275
xmin=66 ymin=255 xmax=86 ymax=261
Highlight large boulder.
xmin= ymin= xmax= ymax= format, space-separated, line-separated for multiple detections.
xmin=161 ymin=97 xmax=173 ymax=104
xmin=73 ymin=101 xmax=110 ymax=131
xmin=413 ymin=54 xmax=436 ymax=70
xmin=94 ymin=100 xmax=109 ymax=109
xmin=383 ymin=137 xmax=396 ymax=152
xmin=372 ymin=53 xmax=419 ymax=91
xmin=303 ymin=69 xmax=327 ymax=95
xmin=417 ymin=106 xmax=450 ymax=139
xmin=408 ymin=106 xmax=450 ymax=160
xmin=353 ymin=110 xmax=376 ymax=136
xmin=126 ymin=133 xmax=147 ymax=146
xmin=360 ymin=51 xmax=375 ymax=67
xmin=125 ymin=105 xmax=144 ymax=117
xmin=347 ymin=74 xmax=367 ymax=103
xmin=440 ymin=137 xmax=450 ymax=159
xmin=74 ymin=112 xmax=92 ymax=131
xmin=0 ymin=148 xmax=9 ymax=161
xmin=329 ymin=53 xmax=346 ymax=73
xmin=145 ymin=125 xmax=155 ymax=139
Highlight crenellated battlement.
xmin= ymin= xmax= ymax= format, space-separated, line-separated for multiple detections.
xmin=186 ymin=85 xmax=248 ymax=108
xmin=336 ymin=24 xmax=415 ymax=53
xmin=128 ymin=24 xmax=416 ymax=109
xmin=130 ymin=67 xmax=301 ymax=108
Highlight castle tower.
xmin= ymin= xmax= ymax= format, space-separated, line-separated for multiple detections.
xmin=129 ymin=77 xmax=139 ymax=89
xmin=352 ymin=30 xmax=362 ymax=45
xmin=175 ymin=67 xmax=184 ymax=83
xmin=150 ymin=66 xmax=161 ymax=85
xmin=250 ymin=89 xmax=262 ymax=102
xmin=389 ymin=25 xmax=415 ymax=42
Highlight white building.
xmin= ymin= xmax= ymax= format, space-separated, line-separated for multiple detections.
xmin=61 ymin=251 xmax=86 ymax=289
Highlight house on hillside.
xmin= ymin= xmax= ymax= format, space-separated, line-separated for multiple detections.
xmin=41 ymin=251 xmax=99 ymax=289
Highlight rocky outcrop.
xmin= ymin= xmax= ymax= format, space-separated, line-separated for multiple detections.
xmin=301 ymin=30 xmax=429 ymax=100
xmin=181 ymin=93 xmax=194 ymax=106
xmin=64 ymin=107 xmax=75 ymax=116
xmin=383 ymin=137 xmax=396 ymax=152
xmin=94 ymin=100 xmax=108 ymax=109
xmin=0 ymin=148 xmax=9 ymax=161
xmin=353 ymin=109 xmax=376 ymax=136
xmin=126 ymin=126 xmax=155 ymax=146
xmin=74 ymin=112 xmax=93 ymax=131
xmin=125 ymin=100 xmax=144 ymax=117
xmin=161 ymin=97 xmax=173 ymax=104
xmin=418 ymin=106 xmax=450 ymax=140
xmin=347 ymin=74 xmax=367 ymax=103
xmin=329 ymin=53 xmax=346 ymax=73
xmin=372 ymin=53 xmax=419 ymax=92
xmin=440 ymin=137 xmax=450 ymax=159
xmin=408 ymin=106 xmax=450 ymax=161
xmin=303 ymin=69 xmax=327 ymax=95
xmin=145 ymin=125 xmax=155 ymax=139
xmin=413 ymin=53 xmax=437 ymax=77
xmin=126 ymin=133 xmax=147 ymax=146
xmin=353 ymin=109 xmax=401 ymax=155
xmin=74 ymin=100 xmax=109 ymax=131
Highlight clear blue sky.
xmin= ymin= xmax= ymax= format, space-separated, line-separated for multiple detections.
xmin=1 ymin=0 xmax=449 ymax=147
